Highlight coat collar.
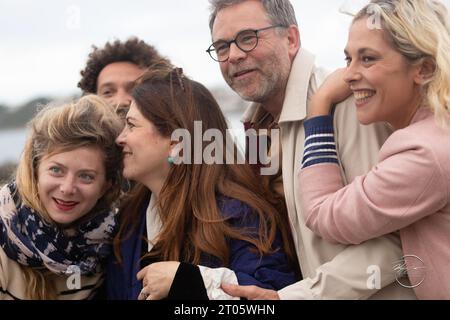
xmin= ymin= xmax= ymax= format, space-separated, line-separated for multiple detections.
xmin=241 ymin=48 xmax=316 ymax=125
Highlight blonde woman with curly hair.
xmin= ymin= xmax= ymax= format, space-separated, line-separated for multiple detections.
xmin=0 ymin=95 xmax=123 ymax=299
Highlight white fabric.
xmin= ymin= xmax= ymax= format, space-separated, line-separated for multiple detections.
xmin=145 ymin=194 xmax=161 ymax=252
xmin=144 ymin=196 xmax=238 ymax=300
xmin=198 ymin=266 xmax=240 ymax=300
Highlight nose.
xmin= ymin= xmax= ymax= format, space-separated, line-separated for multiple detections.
xmin=60 ymin=175 xmax=76 ymax=195
xmin=228 ymin=42 xmax=247 ymax=64
xmin=115 ymin=127 xmax=127 ymax=147
xmin=343 ymin=61 xmax=362 ymax=85
xmin=109 ymin=90 xmax=132 ymax=111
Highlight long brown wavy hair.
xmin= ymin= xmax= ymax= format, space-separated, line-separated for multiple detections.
xmin=114 ymin=65 xmax=298 ymax=270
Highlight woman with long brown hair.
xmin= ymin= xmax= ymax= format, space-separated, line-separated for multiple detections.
xmin=106 ymin=65 xmax=299 ymax=300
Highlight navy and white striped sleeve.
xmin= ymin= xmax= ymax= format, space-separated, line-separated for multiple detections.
xmin=301 ymin=115 xmax=339 ymax=169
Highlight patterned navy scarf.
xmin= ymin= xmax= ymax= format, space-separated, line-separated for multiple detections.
xmin=0 ymin=182 xmax=118 ymax=276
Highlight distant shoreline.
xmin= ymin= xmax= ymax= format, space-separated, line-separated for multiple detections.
xmin=0 ymin=127 xmax=27 ymax=166
xmin=0 ymin=162 xmax=16 ymax=185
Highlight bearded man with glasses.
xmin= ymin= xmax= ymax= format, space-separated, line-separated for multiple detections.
xmin=206 ymin=0 xmax=416 ymax=300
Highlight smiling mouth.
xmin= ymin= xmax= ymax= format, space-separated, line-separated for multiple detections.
xmin=233 ymin=69 xmax=255 ymax=79
xmin=53 ymin=198 xmax=79 ymax=211
xmin=353 ymin=90 xmax=376 ymax=105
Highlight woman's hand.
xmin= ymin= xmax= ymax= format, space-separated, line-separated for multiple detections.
xmin=137 ymin=261 xmax=180 ymax=300
xmin=309 ymin=68 xmax=352 ymax=118
xmin=221 ymin=283 xmax=280 ymax=300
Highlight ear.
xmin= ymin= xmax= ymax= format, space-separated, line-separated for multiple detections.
xmin=414 ymin=57 xmax=436 ymax=85
xmin=286 ymin=25 xmax=301 ymax=61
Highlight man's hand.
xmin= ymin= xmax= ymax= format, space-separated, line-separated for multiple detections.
xmin=221 ymin=283 xmax=280 ymax=300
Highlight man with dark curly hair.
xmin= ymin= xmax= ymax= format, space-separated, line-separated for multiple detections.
xmin=78 ymin=37 xmax=172 ymax=117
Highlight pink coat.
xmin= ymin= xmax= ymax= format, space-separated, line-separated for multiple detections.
xmin=299 ymin=107 xmax=450 ymax=300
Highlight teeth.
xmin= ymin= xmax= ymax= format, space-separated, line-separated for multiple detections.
xmin=354 ymin=91 xmax=375 ymax=100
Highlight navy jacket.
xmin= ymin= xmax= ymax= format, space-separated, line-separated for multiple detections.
xmin=106 ymin=195 xmax=297 ymax=300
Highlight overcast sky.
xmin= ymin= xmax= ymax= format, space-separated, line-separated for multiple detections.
xmin=1 ymin=0 xmax=449 ymax=107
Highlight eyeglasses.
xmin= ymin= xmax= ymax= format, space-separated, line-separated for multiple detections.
xmin=206 ymin=25 xmax=286 ymax=62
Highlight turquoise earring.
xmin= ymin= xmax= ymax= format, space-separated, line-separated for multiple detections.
xmin=167 ymin=156 xmax=175 ymax=165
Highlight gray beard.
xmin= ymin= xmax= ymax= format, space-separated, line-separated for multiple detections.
xmin=231 ymin=75 xmax=278 ymax=104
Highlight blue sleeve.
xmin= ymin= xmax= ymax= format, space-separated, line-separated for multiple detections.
xmin=302 ymin=115 xmax=339 ymax=168
xmin=222 ymin=199 xmax=298 ymax=290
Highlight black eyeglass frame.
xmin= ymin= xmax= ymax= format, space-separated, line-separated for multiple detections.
xmin=206 ymin=25 xmax=286 ymax=62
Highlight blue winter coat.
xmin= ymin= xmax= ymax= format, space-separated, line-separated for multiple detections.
xmin=106 ymin=195 xmax=297 ymax=300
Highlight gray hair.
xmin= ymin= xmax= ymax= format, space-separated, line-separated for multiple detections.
xmin=208 ymin=0 xmax=298 ymax=31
